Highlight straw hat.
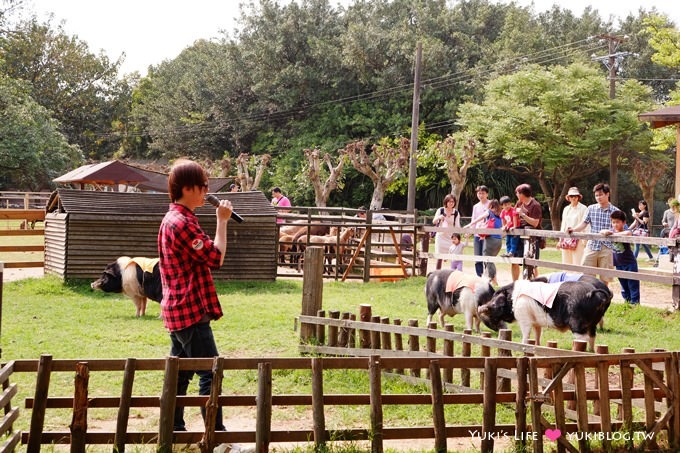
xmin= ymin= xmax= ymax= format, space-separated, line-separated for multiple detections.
xmin=566 ymin=187 xmax=582 ymax=201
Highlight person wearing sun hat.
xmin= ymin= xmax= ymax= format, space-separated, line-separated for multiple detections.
xmin=559 ymin=187 xmax=589 ymax=265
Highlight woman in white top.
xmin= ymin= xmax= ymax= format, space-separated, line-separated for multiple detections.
xmin=433 ymin=193 xmax=461 ymax=270
xmin=559 ymin=187 xmax=589 ymax=265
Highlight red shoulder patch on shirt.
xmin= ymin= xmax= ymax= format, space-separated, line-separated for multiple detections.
xmin=191 ymin=238 xmax=204 ymax=250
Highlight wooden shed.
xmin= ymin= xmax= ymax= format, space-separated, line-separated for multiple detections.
xmin=44 ymin=189 xmax=277 ymax=281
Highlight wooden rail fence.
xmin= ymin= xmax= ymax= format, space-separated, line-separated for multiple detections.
xmin=298 ymin=304 xmax=680 ymax=452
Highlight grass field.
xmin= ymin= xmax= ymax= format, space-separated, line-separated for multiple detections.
xmin=2 ymin=265 xmax=680 ymax=452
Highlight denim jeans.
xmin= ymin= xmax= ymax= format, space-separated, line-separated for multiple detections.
xmin=616 ymin=263 xmax=640 ymax=304
xmin=474 ymin=236 xmax=484 ymax=277
xmin=170 ymin=322 xmax=225 ymax=431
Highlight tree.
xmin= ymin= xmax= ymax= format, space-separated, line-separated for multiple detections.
xmin=430 ymin=135 xmax=476 ymax=204
xmin=0 ymin=74 xmax=83 ymax=190
xmin=303 ymin=148 xmax=345 ymax=208
xmin=340 ymin=139 xmax=409 ymax=210
xmin=458 ymin=62 xmax=653 ymax=230
xmin=1 ymin=15 xmax=127 ymax=158
xmin=235 ymin=153 xmax=270 ymax=191
xmin=644 ymin=14 xmax=680 ymax=70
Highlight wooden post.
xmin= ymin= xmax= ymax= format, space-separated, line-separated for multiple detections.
xmin=481 ymin=358 xmax=498 ymax=453
xmin=328 ymin=310 xmax=340 ymax=347
xmin=70 ymin=362 xmax=89 ymax=453
xmin=575 ymin=363 xmax=589 ymax=452
xmin=316 ymin=310 xmax=326 ymax=346
xmin=595 ymin=352 xmax=612 ymax=452
xmin=515 ymin=357 xmax=528 ymax=451
xmin=199 ymin=357 xmax=224 ymax=453
xmin=566 ymin=340 xmax=587 ymax=410
xmin=552 ymin=359 xmax=567 ymax=453
xmin=593 ymin=345 xmax=609 ymax=416
xmin=300 ymin=247 xmax=324 ymax=343
xmin=369 ymin=355 xmax=383 ymax=453
xmin=426 ymin=322 xmax=437 ymax=379
xmin=544 ymin=341 xmax=558 ymax=381
xmin=394 ymin=319 xmax=404 ymax=374
xmin=27 ymin=354 xmax=52 ymax=453
xmin=461 ymin=329 xmax=472 ymax=387
xmin=255 ymin=362 xmax=272 ymax=452
xmin=114 ymin=358 xmax=136 ymax=453
xmin=419 ymin=232 xmax=430 ymax=276
xmin=371 ymin=315 xmax=381 ymax=350
xmin=338 ymin=312 xmax=350 ymax=347
xmin=311 ymin=358 xmax=326 ymax=448
xmin=381 ymin=317 xmax=392 ymax=373
xmin=480 ymin=332 xmax=491 ymax=389
xmin=158 ymin=356 xmax=179 ymax=453
xmin=497 ymin=329 xmax=512 ymax=392
xmin=408 ymin=319 xmax=420 ymax=378
xmin=443 ymin=324 xmax=454 ymax=384
xmin=429 ymin=360 xmax=446 ymax=453
xmin=528 ymin=358 xmax=544 ymax=453
xmin=360 ymin=305 xmax=372 ymax=349
xmin=349 ymin=314 xmax=357 ymax=349
xmin=673 ymin=244 xmax=680 ymax=311
xmin=670 ymin=352 xmax=680 ymax=449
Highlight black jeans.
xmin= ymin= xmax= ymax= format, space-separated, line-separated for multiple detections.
xmin=170 ymin=322 xmax=225 ymax=431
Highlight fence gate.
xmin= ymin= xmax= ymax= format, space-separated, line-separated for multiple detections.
xmin=527 ymin=352 xmax=680 ymax=453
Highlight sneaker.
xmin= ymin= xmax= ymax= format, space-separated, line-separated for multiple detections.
xmin=500 ymin=252 xmax=514 ymax=258
xmin=214 ymin=444 xmax=230 ymax=453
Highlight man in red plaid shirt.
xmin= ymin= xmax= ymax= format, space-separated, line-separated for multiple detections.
xmin=158 ymin=159 xmax=233 ymax=432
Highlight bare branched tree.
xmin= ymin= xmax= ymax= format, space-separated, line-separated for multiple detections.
xmin=433 ymin=135 xmax=476 ymax=203
xmin=340 ymin=138 xmax=409 ymax=210
xmin=304 ymin=148 xmax=344 ymax=207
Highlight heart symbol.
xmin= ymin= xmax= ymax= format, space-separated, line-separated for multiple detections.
xmin=545 ymin=429 xmax=561 ymax=441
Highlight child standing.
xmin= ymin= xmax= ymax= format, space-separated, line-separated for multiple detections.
xmin=601 ymin=210 xmax=639 ymax=305
xmin=448 ymin=233 xmax=467 ymax=271
xmin=499 ymin=195 xmax=520 ymax=257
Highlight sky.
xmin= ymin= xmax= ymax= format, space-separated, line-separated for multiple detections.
xmin=26 ymin=0 xmax=680 ymax=76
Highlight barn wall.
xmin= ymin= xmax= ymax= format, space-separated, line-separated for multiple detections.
xmin=44 ymin=213 xmax=67 ymax=277
xmin=45 ymin=190 xmax=277 ymax=281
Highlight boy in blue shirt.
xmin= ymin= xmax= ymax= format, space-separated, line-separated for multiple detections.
xmin=601 ymin=210 xmax=639 ymax=305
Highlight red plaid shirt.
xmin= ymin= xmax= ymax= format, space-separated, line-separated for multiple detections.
xmin=158 ymin=203 xmax=223 ymax=331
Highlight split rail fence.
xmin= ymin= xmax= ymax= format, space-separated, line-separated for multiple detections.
xmin=298 ymin=303 xmax=680 ymax=452
xmin=0 ymin=192 xmax=48 ymax=270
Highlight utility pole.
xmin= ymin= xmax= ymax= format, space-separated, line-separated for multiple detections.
xmin=407 ymin=42 xmax=422 ymax=213
xmin=592 ymin=34 xmax=634 ymax=206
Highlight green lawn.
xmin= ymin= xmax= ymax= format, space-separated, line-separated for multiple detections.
xmin=2 ymin=254 xmax=679 ymax=452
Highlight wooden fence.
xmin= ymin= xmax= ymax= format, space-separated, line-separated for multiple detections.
xmin=275 ymin=206 xmax=419 ymax=281
xmin=0 ymin=209 xmax=45 ymax=269
xmin=297 ymin=304 xmax=680 ymax=452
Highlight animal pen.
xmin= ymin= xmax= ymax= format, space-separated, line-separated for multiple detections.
xmin=3 ymin=217 xmax=680 ymax=451
xmin=275 ymin=206 xmax=420 ymax=282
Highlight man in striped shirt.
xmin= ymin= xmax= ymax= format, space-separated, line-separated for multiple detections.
xmin=158 ymin=159 xmax=233 ymax=432
xmin=567 ymin=182 xmax=619 ymax=284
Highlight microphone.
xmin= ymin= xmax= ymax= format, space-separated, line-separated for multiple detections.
xmin=204 ymin=194 xmax=244 ymax=223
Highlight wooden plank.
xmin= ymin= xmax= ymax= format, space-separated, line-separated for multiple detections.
xmin=0 ymin=210 xmax=45 ymax=221
xmin=0 ymin=245 xmax=44 ymax=252
xmin=0 ymin=230 xmax=44 ymax=236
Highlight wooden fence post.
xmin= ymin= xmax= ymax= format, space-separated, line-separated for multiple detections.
xmin=199 ymin=356 xmax=224 ymax=453
xmin=339 ymin=312 xmax=350 ymax=347
xmin=426 ymin=322 xmax=437 ymax=379
xmin=371 ymin=316 xmax=381 ymax=350
xmin=670 ymin=351 xmax=680 ymax=450
xmin=480 ymin=332 xmax=491 ymax=389
xmin=328 ymin=310 xmax=340 ymax=347
xmin=70 ymin=362 xmax=89 ymax=453
xmin=114 ymin=358 xmax=136 ymax=453
xmin=419 ymin=233 xmax=429 ymax=276
xmin=408 ymin=320 xmax=420 ymax=378
xmin=443 ymin=324 xmax=454 ymax=384
xmin=360 ymin=305 xmax=372 ymax=349
xmin=311 ymin=358 xmax=326 ymax=448
xmin=566 ymin=340 xmax=587 ymax=410
xmin=27 ymin=354 xmax=52 ymax=453
xmin=461 ymin=330 xmax=472 ymax=387
xmin=158 ymin=356 xmax=179 ymax=453
xmin=316 ymin=310 xmax=326 ymax=346
xmin=300 ymin=247 xmax=325 ymax=343
xmin=481 ymin=358 xmax=498 ymax=453
xmin=369 ymin=355 xmax=383 ymax=453
xmin=429 ymin=360 xmax=446 ymax=453
xmin=394 ymin=319 xmax=404 ymax=374
xmin=349 ymin=313 xmax=357 ymax=348
xmin=497 ymin=330 xmax=512 ymax=392
xmin=381 ymin=317 xmax=392 ymax=373
xmin=515 ymin=357 xmax=528 ymax=451
xmin=256 ymin=362 xmax=272 ymax=452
